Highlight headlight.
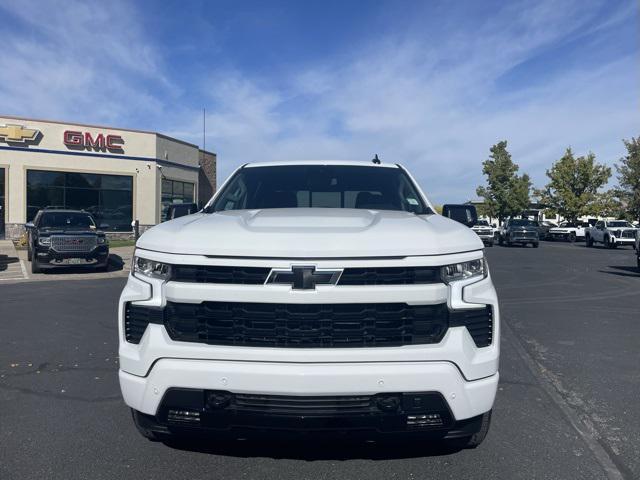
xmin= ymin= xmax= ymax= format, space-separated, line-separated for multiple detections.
xmin=38 ymin=237 xmax=51 ymax=246
xmin=97 ymin=237 xmax=108 ymax=245
xmin=441 ymin=258 xmax=486 ymax=284
xmin=133 ymin=256 xmax=172 ymax=280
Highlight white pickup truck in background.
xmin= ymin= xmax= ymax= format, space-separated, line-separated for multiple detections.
xmin=548 ymin=221 xmax=588 ymax=242
xmin=585 ymin=219 xmax=638 ymax=248
xmin=471 ymin=220 xmax=495 ymax=247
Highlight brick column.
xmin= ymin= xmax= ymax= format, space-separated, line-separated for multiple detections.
xmin=198 ymin=150 xmax=217 ymax=207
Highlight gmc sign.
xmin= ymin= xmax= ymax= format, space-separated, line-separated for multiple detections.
xmin=63 ymin=130 xmax=125 ymax=154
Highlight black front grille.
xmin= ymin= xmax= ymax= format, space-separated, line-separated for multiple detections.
xmin=163 ymin=302 xmax=449 ymax=348
xmin=621 ymin=230 xmax=636 ymax=239
xmin=169 ymin=265 xmax=441 ymax=285
xmin=338 ymin=267 xmax=440 ymax=285
xmin=233 ymin=394 xmax=374 ymax=415
xmin=172 ymin=265 xmax=271 ymax=284
xmin=124 ymin=302 xmax=494 ymax=348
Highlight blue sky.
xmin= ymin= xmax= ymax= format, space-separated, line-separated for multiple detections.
xmin=0 ymin=0 xmax=638 ymax=203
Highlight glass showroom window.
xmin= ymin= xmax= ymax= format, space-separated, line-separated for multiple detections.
xmin=26 ymin=170 xmax=133 ymax=231
xmin=161 ymin=179 xmax=195 ymax=220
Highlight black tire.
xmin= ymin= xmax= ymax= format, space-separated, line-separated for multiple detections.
xmin=27 ymin=246 xmax=32 ymax=262
xmin=568 ymin=232 xmax=576 ymax=243
xmin=446 ymin=410 xmax=492 ymax=450
xmin=637 ymin=253 xmax=640 ymax=272
xmin=31 ymin=257 xmax=41 ymax=274
xmin=487 ymin=241 xmax=494 ymax=247
xmin=533 ymin=242 xmax=539 ymax=248
xmin=506 ymin=237 xmax=512 ymax=247
xmin=586 ymin=235 xmax=593 ymax=247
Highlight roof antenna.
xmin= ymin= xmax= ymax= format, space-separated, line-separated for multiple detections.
xmin=372 ymin=154 xmax=381 ymax=165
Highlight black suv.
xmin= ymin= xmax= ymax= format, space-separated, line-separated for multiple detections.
xmin=25 ymin=209 xmax=109 ymax=273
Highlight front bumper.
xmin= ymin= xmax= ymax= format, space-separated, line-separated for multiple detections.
xmin=119 ymin=251 xmax=500 ymax=427
xmin=610 ymin=236 xmax=636 ymax=245
xmin=509 ymin=235 xmax=538 ymax=243
xmin=35 ymin=245 xmax=109 ymax=266
xmin=120 ymin=359 xmax=498 ymax=423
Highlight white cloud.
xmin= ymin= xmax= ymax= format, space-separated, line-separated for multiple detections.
xmin=188 ymin=0 xmax=639 ymax=203
xmin=0 ymin=0 xmax=169 ymax=123
xmin=1 ymin=0 xmax=637 ymax=203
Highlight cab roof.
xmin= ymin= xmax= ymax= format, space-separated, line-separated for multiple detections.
xmin=244 ymin=160 xmax=399 ymax=169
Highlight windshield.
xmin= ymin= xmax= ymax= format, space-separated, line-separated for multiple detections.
xmin=40 ymin=212 xmax=96 ymax=229
xmin=510 ymin=219 xmax=536 ymax=227
xmin=208 ymin=165 xmax=431 ymax=214
xmin=476 ymin=220 xmax=489 ymax=226
xmin=608 ymin=221 xmax=632 ymax=228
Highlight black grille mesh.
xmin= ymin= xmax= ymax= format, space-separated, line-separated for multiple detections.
xmin=169 ymin=265 xmax=441 ymax=285
xmin=124 ymin=302 xmax=493 ymax=348
xmin=172 ymin=265 xmax=271 ymax=284
xmin=449 ymin=306 xmax=493 ymax=347
xmin=338 ymin=267 xmax=440 ymax=285
xmin=124 ymin=304 xmax=163 ymax=344
xmin=163 ymin=302 xmax=449 ymax=348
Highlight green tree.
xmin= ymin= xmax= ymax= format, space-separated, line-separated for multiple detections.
xmin=537 ymin=148 xmax=611 ymax=222
xmin=592 ymin=189 xmax=624 ymax=219
xmin=616 ymin=136 xmax=640 ymax=222
xmin=476 ymin=141 xmax=531 ymax=222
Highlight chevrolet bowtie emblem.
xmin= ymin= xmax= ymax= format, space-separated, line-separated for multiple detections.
xmin=266 ymin=265 xmax=343 ymax=290
xmin=0 ymin=124 xmax=41 ymax=144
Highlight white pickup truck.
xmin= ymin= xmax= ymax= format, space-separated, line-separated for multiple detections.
xmin=471 ymin=220 xmax=495 ymax=247
xmin=548 ymin=221 xmax=588 ymax=242
xmin=585 ymin=219 xmax=638 ymax=248
xmin=118 ymin=160 xmax=500 ymax=449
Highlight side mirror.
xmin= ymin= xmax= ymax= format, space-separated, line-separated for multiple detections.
xmin=492 ymin=224 xmax=497 ymax=228
xmin=25 ymin=222 xmax=35 ymax=229
xmin=441 ymin=204 xmax=478 ymax=228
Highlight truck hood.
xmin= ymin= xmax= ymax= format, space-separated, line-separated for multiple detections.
xmin=137 ymin=209 xmax=483 ymax=258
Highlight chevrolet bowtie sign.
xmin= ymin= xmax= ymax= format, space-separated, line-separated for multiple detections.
xmin=0 ymin=124 xmax=41 ymax=145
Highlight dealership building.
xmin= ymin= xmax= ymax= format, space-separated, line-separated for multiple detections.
xmin=0 ymin=115 xmax=216 ymax=239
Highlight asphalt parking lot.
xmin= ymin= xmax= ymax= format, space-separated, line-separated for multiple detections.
xmin=0 ymin=242 xmax=638 ymax=480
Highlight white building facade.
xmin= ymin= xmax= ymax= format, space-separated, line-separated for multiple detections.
xmin=0 ymin=115 xmax=216 ymax=239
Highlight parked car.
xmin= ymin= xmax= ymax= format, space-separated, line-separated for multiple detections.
xmin=471 ymin=220 xmax=494 ymax=247
xmin=537 ymin=221 xmax=557 ymax=240
xmin=585 ymin=220 xmax=638 ymax=248
xmin=120 ymin=161 xmax=499 ymax=449
xmin=25 ymin=209 xmax=109 ymax=273
xmin=499 ymin=218 xmax=539 ymax=247
xmin=548 ymin=221 xmax=587 ymax=242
